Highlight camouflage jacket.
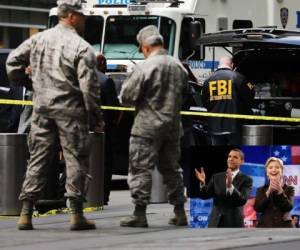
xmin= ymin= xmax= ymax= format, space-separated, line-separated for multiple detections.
xmin=6 ymin=23 xmax=102 ymax=121
xmin=119 ymin=49 xmax=188 ymax=138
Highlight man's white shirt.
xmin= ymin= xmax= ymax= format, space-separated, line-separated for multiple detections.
xmin=227 ymin=169 xmax=240 ymax=195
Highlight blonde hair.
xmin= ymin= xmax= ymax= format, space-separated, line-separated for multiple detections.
xmin=265 ymin=157 xmax=284 ymax=170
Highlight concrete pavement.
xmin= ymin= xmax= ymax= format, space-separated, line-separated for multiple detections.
xmin=1 ymin=190 xmax=300 ymax=250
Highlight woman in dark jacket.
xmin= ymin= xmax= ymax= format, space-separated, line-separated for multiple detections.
xmin=254 ymin=157 xmax=294 ymax=228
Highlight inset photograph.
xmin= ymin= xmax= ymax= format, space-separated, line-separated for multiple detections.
xmin=189 ymin=146 xmax=300 ymax=228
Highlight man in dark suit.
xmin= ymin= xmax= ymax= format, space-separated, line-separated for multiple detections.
xmin=195 ymin=148 xmax=253 ymax=227
xmin=95 ymin=53 xmax=120 ymax=205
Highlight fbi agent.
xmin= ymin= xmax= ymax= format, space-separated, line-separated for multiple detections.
xmin=202 ymin=56 xmax=254 ymax=145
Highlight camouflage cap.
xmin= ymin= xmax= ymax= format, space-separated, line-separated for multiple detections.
xmin=57 ymin=0 xmax=88 ymax=15
xmin=136 ymin=25 xmax=164 ymax=46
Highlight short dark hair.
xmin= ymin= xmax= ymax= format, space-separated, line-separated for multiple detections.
xmin=230 ymin=148 xmax=244 ymax=161
xmin=95 ymin=53 xmax=107 ymax=73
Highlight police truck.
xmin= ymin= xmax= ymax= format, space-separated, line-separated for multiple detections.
xmin=48 ymin=0 xmax=300 ymax=145
xmin=49 ymin=0 xmax=300 ymax=81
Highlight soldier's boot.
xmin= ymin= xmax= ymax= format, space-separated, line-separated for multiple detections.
xmin=168 ymin=204 xmax=188 ymax=226
xmin=17 ymin=200 xmax=34 ymax=230
xmin=69 ymin=200 xmax=96 ymax=231
xmin=120 ymin=205 xmax=148 ymax=228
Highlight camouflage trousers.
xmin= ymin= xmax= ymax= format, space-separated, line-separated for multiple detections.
xmin=19 ymin=110 xmax=90 ymax=202
xmin=128 ymin=135 xmax=186 ymax=206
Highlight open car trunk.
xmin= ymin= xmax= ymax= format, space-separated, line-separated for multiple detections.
xmin=196 ymin=28 xmax=300 ymax=144
xmin=197 ymin=28 xmax=300 ymax=118
xmin=234 ymin=48 xmax=300 ymax=117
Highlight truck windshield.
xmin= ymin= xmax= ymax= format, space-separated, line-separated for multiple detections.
xmin=104 ymin=15 xmax=176 ymax=60
xmin=48 ymin=15 xmax=104 ymax=51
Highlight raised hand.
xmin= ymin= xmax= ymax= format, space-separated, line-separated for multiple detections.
xmin=195 ymin=167 xmax=206 ymax=185
xmin=226 ymin=168 xmax=233 ymax=188
xmin=25 ymin=65 xmax=32 ymax=76
xmin=267 ymin=177 xmax=283 ymax=196
xmin=271 ymin=178 xmax=283 ymax=194
xmin=94 ymin=120 xmax=105 ymax=133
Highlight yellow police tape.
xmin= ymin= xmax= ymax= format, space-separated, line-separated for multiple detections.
xmin=33 ymin=206 xmax=103 ymax=217
xmin=1 ymin=98 xmax=300 ymax=123
xmin=0 ymin=99 xmax=33 ymax=106
xmin=0 ymin=215 xmax=19 ymax=219
xmin=0 ymin=206 xmax=103 ymax=220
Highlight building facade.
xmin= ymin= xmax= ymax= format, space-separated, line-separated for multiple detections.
xmin=0 ymin=0 xmax=56 ymax=48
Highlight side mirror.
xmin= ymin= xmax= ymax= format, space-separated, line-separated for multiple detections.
xmin=189 ymin=21 xmax=202 ymax=49
xmin=189 ymin=21 xmax=205 ymax=60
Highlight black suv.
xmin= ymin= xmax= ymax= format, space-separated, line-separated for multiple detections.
xmin=196 ymin=28 xmax=300 ymax=144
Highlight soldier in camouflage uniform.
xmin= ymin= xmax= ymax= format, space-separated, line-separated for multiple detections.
xmin=119 ymin=25 xmax=188 ymax=227
xmin=6 ymin=0 xmax=104 ymax=231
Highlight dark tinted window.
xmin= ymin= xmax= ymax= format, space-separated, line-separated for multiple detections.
xmin=233 ymin=20 xmax=253 ymax=29
xmin=0 ymin=50 xmax=23 ymax=133
xmin=48 ymin=15 xmax=103 ymax=51
xmin=48 ymin=15 xmax=59 ymax=28
xmin=0 ymin=52 xmax=9 ymax=87
xmin=84 ymin=16 xmax=104 ymax=52
xmin=159 ymin=17 xmax=176 ymax=55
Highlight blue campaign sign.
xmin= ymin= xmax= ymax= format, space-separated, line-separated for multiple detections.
xmin=190 ymin=213 xmax=210 ymax=228
xmin=297 ymin=11 xmax=300 ymax=28
xmin=190 ymin=198 xmax=213 ymax=228
xmin=98 ymin=0 xmax=130 ymax=4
